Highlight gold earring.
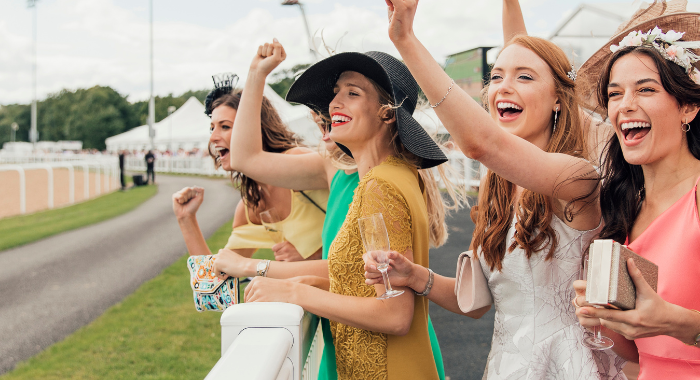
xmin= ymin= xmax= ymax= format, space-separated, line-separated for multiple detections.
xmin=683 ymin=120 xmax=691 ymax=132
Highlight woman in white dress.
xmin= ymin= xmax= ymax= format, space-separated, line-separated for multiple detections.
xmin=364 ymin=1 xmax=630 ymax=378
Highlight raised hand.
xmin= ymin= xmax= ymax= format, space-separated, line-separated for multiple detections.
xmin=172 ymin=186 xmax=204 ymax=220
xmin=250 ymin=38 xmax=287 ymax=76
xmin=385 ymin=0 xmax=419 ymax=43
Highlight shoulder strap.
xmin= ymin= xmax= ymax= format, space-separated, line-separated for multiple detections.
xmin=242 ymin=199 xmax=253 ymax=224
xmin=299 ymin=191 xmax=326 ymax=214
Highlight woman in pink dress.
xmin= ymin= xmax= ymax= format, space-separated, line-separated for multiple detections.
xmin=572 ymin=20 xmax=700 ymax=379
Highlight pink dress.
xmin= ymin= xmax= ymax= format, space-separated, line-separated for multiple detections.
xmin=626 ymin=177 xmax=700 ymax=379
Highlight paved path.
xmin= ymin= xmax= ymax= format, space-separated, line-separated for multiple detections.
xmin=429 ymin=206 xmax=495 ymax=380
xmin=0 ymin=175 xmax=239 ymax=374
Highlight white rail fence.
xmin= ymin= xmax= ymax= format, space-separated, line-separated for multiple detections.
xmin=0 ymin=154 xmax=119 ymax=216
xmin=207 ymin=303 xmax=322 ymax=380
xmin=122 ymin=151 xmax=480 ymax=186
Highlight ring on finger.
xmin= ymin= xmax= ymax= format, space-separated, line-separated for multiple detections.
xmin=572 ymin=297 xmax=584 ymax=308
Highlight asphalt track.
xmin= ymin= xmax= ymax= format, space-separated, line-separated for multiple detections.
xmin=0 ymin=175 xmax=238 ymax=375
xmin=429 ymin=206 xmax=495 ymax=380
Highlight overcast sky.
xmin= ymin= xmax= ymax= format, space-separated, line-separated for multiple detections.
xmin=0 ymin=0 xmax=643 ymax=105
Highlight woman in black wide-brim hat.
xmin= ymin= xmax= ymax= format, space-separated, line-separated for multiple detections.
xmin=213 ymin=40 xmax=461 ymax=379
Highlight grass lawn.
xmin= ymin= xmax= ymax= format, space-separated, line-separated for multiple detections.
xmin=0 ymin=185 xmax=158 ymax=251
xmin=2 ymin=220 xmax=273 ymax=380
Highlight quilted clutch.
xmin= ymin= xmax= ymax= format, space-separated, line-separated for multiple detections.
xmin=187 ymin=255 xmax=239 ymax=312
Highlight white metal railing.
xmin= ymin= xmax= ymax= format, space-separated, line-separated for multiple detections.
xmin=207 ymin=303 xmax=322 ymax=380
xmin=0 ymin=159 xmax=119 ymax=216
xmin=124 ymin=156 xmax=227 ymax=177
xmin=445 ymin=150 xmax=481 ymax=189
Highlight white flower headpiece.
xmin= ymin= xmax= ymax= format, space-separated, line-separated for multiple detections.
xmin=610 ymin=27 xmax=700 ymax=83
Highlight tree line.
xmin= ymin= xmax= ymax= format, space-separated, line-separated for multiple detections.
xmin=0 ymin=66 xmax=307 ymax=151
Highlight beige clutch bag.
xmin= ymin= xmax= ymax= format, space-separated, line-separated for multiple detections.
xmin=454 ymin=250 xmax=493 ymax=313
xmin=586 ymin=239 xmax=658 ymax=310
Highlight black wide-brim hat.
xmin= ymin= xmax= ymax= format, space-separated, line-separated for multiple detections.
xmin=286 ymin=51 xmax=447 ymax=169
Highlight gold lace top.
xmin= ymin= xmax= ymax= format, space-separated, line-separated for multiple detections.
xmin=327 ymin=156 xmax=439 ymax=380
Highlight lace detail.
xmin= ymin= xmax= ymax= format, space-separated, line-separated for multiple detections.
xmin=328 ymin=157 xmax=413 ymax=380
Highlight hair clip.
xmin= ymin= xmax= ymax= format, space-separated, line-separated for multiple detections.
xmin=567 ymin=65 xmax=577 ymax=82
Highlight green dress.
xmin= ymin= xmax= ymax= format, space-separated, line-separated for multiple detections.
xmin=318 ymin=170 xmax=445 ymax=380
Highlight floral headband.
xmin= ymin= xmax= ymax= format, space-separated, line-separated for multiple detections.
xmin=610 ymin=27 xmax=700 ymax=83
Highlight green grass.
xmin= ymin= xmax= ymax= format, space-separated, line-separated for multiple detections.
xmin=2 ymin=220 xmax=275 ymax=380
xmin=0 ymin=185 xmax=158 ymax=251
xmin=2 ymin=220 xmax=236 ymax=379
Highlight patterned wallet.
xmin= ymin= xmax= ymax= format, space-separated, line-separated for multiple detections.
xmin=187 ymin=255 xmax=239 ymax=312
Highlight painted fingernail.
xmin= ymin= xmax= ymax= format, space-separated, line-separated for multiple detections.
xmin=273 ymin=37 xmax=279 ymax=43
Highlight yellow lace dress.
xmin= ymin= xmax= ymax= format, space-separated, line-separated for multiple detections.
xmin=327 ymin=156 xmax=438 ymax=380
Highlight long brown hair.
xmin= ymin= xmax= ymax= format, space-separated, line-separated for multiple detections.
xmin=472 ymin=35 xmax=588 ymax=271
xmin=596 ymin=46 xmax=700 ymax=243
xmin=208 ymin=90 xmax=301 ymax=209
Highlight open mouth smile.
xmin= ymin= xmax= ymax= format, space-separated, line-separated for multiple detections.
xmin=331 ymin=113 xmax=352 ymax=127
xmin=620 ymin=121 xmax=651 ymax=146
xmin=496 ymin=101 xmax=523 ymax=122
xmin=214 ymin=146 xmax=229 ymax=163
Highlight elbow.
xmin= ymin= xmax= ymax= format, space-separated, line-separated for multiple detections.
xmin=462 ymin=143 xmax=488 ymax=162
xmin=390 ymin=315 xmax=414 ymax=336
xmin=464 ymin=304 xmax=491 ymax=319
xmin=228 ymin=153 xmax=248 ymax=173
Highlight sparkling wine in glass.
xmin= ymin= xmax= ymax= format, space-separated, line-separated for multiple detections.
xmin=358 ymin=213 xmax=404 ymax=300
xmin=260 ymin=208 xmax=285 ymax=244
xmin=581 ymin=252 xmax=615 ymax=350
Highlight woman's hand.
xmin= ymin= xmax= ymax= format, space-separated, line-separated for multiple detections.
xmin=172 ymin=186 xmax=204 ymax=220
xmin=245 ymin=277 xmax=299 ymax=303
xmin=250 ymin=38 xmax=287 ymax=77
xmin=363 ymin=249 xmax=415 ymax=288
xmin=577 ymin=258 xmax=677 ymax=341
xmin=272 ymin=241 xmax=304 ymax=262
xmin=385 ymin=0 xmax=419 ymax=43
xmin=213 ymin=248 xmax=254 ymax=279
xmin=572 ymin=279 xmax=603 ymax=331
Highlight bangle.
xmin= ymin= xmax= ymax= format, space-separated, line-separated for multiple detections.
xmin=685 ymin=309 xmax=700 ymax=346
xmin=430 ymin=80 xmax=455 ymax=108
xmin=415 ymin=267 xmax=434 ymax=296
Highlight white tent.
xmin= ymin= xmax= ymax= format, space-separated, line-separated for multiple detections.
xmin=105 ymin=87 xmax=321 ymax=152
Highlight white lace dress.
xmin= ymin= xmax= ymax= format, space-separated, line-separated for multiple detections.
xmin=477 ymin=216 xmax=628 ymax=380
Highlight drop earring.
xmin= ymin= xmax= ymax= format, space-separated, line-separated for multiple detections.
xmin=553 ymin=107 xmax=560 ymax=133
xmin=683 ymin=119 xmax=691 ymax=132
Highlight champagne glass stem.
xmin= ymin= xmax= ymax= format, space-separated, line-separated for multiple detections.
xmin=593 ymin=326 xmax=602 ymax=342
xmin=380 ymin=269 xmax=394 ymax=293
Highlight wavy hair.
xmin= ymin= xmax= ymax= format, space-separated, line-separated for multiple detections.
xmin=596 ymin=46 xmax=700 ymax=243
xmin=208 ymin=90 xmax=301 ymax=209
xmin=471 ymin=35 xmax=590 ymax=271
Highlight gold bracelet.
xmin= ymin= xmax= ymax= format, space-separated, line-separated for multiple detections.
xmin=686 ymin=309 xmax=700 ymax=346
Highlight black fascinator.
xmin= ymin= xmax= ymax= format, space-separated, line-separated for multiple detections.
xmin=204 ymin=73 xmax=239 ymax=117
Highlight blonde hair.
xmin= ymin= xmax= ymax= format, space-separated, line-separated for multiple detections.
xmin=372 ymin=81 xmax=466 ymax=247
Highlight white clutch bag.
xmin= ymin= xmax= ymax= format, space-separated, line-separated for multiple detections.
xmin=454 ymin=250 xmax=493 ymax=312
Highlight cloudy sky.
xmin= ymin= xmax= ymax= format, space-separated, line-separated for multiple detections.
xmin=0 ymin=0 xmax=639 ymax=105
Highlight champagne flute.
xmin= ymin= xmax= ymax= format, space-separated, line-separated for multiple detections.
xmin=358 ymin=213 xmax=404 ymax=300
xmin=581 ymin=252 xmax=615 ymax=350
xmin=260 ymin=208 xmax=285 ymax=244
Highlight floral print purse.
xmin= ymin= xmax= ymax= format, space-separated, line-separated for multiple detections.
xmin=187 ymin=255 xmax=239 ymax=312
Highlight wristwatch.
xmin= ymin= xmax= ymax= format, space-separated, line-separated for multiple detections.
xmin=256 ymin=260 xmax=271 ymax=277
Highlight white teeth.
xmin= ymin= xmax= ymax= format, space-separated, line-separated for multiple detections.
xmin=621 ymin=122 xmax=651 ymax=130
xmin=332 ymin=115 xmax=351 ymax=123
xmin=214 ymin=146 xmax=227 ymax=152
xmin=496 ymin=102 xmax=522 ymax=110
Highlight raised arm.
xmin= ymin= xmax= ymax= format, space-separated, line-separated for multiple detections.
xmin=385 ymin=0 xmax=598 ymax=208
xmin=503 ymin=0 xmax=527 ymax=43
xmin=229 ymin=39 xmax=335 ymax=190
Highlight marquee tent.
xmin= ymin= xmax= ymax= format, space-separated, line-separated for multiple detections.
xmin=105 ymin=85 xmax=321 ymax=153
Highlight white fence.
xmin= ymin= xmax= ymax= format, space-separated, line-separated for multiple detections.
xmin=122 ymin=151 xmax=481 ymax=186
xmin=0 ymin=153 xmax=119 ymax=216
xmin=207 ymin=303 xmax=322 ymax=380
xmin=125 ymin=156 xmax=227 ymax=177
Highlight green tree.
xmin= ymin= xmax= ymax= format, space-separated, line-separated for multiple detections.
xmin=268 ymin=63 xmax=311 ymax=99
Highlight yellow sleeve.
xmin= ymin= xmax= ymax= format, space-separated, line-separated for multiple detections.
xmin=359 ymin=178 xmax=413 ymax=254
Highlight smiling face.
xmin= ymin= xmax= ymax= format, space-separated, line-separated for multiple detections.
xmin=209 ymin=105 xmax=236 ymax=171
xmin=607 ymin=53 xmax=698 ymax=165
xmin=487 ymin=44 xmax=560 ymax=145
xmin=328 ymin=71 xmax=392 ymax=154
